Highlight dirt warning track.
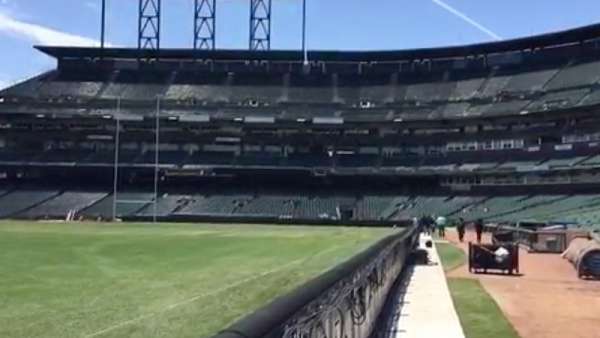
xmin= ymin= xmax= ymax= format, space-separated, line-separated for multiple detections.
xmin=445 ymin=230 xmax=600 ymax=338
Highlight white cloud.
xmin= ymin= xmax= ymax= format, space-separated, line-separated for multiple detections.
xmin=0 ymin=79 xmax=7 ymax=90
xmin=0 ymin=11 xmax=101 ymax=46
xmin=431 ymin=0 xmax=502 ymax=41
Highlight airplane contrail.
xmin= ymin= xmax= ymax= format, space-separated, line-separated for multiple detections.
xmin=431 ymin=0 xmax=503 ymax=41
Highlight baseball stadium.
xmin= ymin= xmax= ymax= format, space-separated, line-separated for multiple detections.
xmin=0 ymin=1 xmax=599 ymax=338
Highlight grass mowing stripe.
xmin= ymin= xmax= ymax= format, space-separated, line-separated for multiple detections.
xmin=436 ymin=242 xmax=467 ymax=272
xmin=84 ymin=245 xmax=346 ymax=337
xmin=448 ymin=278 xmax=521 ymax=338
xmin=0 ymin=222 xmax=393 ymax=338
xmin=85 ymin=256 xmax=305 ymax=337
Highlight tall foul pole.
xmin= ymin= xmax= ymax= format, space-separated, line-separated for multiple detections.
xmin=112 ymin=97 xmax=121 ymax=221
xmin=153 ymin=97 xmax=160 ymax=224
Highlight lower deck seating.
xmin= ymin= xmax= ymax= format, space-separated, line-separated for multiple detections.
xmin=1 ymin=187 xmax=600 ymax=226
xmin=354 ymin=196 xmax=397 ymax=220
xmin=137 ymin=194 xmax=193 ymax=216
xmin=20 ymin=191 xmax=108 ymax=219
xmin=0 ymin=190 xmax=60 ymax=217
xmin=81 ymin=192 xmax=154 ymax=218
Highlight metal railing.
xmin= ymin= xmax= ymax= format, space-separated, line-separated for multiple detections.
xmin=490 ymin=225 xmax=590 ymax=253
xmin=212 ymin=225 xmax=419 ymax=338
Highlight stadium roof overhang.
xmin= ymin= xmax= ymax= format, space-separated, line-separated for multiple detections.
xmin=36 ymin=22 xmax=600 ymax=63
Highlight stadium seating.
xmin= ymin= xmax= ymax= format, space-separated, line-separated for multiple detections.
xmin=0 ymin=186 xmax=600 ymax=226
xmin=450 ymin=78 xmax=485 ymax=100
xmin=354 ymin=196 xmax=397 ymax=220
xmin=137 ymin=194 xmax=193 ymax=216
xmin=81 ymin=192 xmax=154 ymax=218
xmin=20 ymin=191 xmax=108 ymax=219
xmin=0 ymin=190 xmax=60 ymax=218
xmin=236 ymin=195 xmax=298 ymax=217
xmin=477 ymin=75 xmax=513 ymax=98
xmin=175 ymin=193 xmax=253 ymax=216
xmin=543 ymin=60 xmax=600 ymax=90
xmin=527 ymin=88 xmax=590 ymax=111
xmin=6 ymin=26 xmax=600 ymax=229
xmin=457 ymin=196 xmax=528 ymax=220
xmin=503 ymin=68 xmax=558 ymax=93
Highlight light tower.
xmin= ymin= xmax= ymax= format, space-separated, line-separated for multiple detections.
xmin=138 ymin=0 xmax=161 ymax=50
xmin=249 ymin=0 xmax=271 ymax=50
xmin=194 ymin=0 xmax=216 ymax=50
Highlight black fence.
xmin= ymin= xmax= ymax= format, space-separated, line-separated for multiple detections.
xmin=212 ymin=225 xmax=419 ymax=338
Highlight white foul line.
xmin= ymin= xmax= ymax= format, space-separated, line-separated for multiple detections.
xmin=431 ymin=0 xmax=503 ymax=41
xmin=84 ymin=247 xmax=339 ymax=338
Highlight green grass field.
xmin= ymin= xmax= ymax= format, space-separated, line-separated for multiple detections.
xmin=436 ymin=242 xmax=467 ymax=272
xmin=448 ymin=279 xmax=521 ymax=338
xmin=0 ymin=221 xmax=394 ymax=338
xmin=436 ymin=242 xmax=521 ymax=338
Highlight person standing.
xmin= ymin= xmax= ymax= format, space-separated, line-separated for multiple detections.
xmin=475 ymin=218 xmax=484 ymax=243
xmin=436 ymin=215 xmax=447 ymax=238
xmin=421 ymin=215 xmax=434 ymax=235
xmin=457 ymin=217 xmax=466 ymax=242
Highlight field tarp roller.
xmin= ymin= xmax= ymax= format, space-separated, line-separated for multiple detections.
xmin=562 ymin=237 xmax=600 ymax=278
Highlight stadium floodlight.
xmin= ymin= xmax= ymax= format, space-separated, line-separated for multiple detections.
xmin=249 ymin=0 xmax=271 ymax=50
xmin=194 ymin=0 xmax=216 ymax=50
xmin=138 ymin=0 xmax=161 ymax=51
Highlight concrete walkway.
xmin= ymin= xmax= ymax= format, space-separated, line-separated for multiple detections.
xmin=376 ymin=234 xmax=465 ymax=338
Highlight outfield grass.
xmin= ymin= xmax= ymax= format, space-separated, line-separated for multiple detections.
xmin=448 ymin=279 xmax=521 ymax=338
xmin=436 ymin=242 xmax=467 ymax=272
xmin=0 ymin=221 xmax=394 ymax=338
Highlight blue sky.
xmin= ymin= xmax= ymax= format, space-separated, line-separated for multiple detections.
xmin=1 ymin=0 xmax=600 ymax=88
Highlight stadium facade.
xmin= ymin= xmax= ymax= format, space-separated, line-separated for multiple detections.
xmin=2 ymin=24 xmax=600 ymax=225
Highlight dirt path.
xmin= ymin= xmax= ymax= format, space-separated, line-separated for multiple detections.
xmin=444 ymin=230 xmax=600 ymax=338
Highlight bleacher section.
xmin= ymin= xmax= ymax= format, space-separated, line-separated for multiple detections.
xmin=0 ymin=190 xmax=60 ymax=217
xmin=20 ymin=191 xmax=108 ymax=219
xmin=0 ymin=187 xmax=599 ymax=229
xmin=137 ymin=194 xmax=192 ymax=216
xmin=81 ymin=192 xmax=154 ymax=218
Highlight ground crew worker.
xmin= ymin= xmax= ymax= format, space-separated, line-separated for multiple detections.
xmin=475 ymin=218 xmax=484 ymax=243
xmin=457 ymin=217 xmax=466 ymax=242
xmin=436 ymin=215 xmax=447 ymax=238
